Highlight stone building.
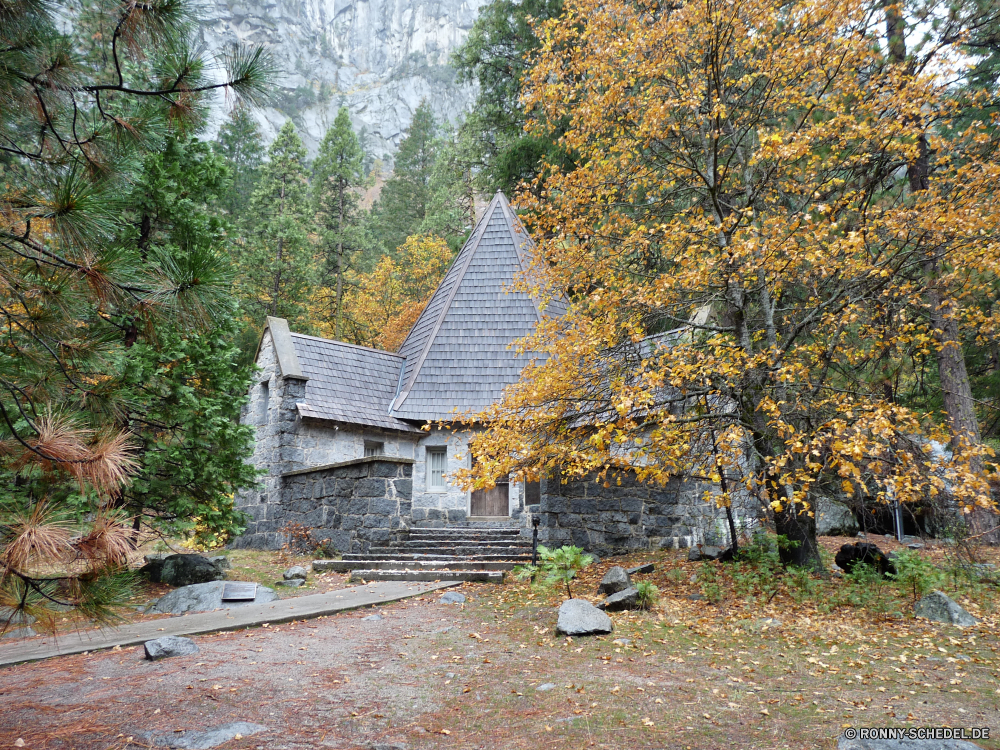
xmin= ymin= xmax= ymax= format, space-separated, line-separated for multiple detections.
xmin=233 ymin=193 xmax=734 ymax=556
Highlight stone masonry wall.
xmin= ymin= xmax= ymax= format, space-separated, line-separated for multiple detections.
xmin=531 ymin=472 xmax=730 ymax=556
xmin=231 ymin=457 xmax=413 ymax=553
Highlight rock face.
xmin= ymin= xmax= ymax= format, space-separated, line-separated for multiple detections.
xmin=158 ymin=555 xmax=226 ymax=587
xmin=148 ymin=582 xmax=278 ymax=615
xmin=144 ymin=636 xmax=200 ymax=660
xmin=597 ymin=587 xmax=639 ymax=612
xmin=834 ymin=543 xmax=896 ymax=577
xmin=597 ymin=566 xmax=631 ymax=595
xmin=556 ymin=599 xmax=613 ymax=636
xmin=815 ymin=497 xmax=859 ymax=536
xmin=914 ymin=590 xmax=979 ymax=627
xmin=197 ymin=0 xmax=489 ymax=159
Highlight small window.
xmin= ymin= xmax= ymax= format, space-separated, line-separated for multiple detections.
xmin=260 ymin=381 xmax=269 ymax=425
xmin=427 ymin=447 xmax=447 ymax=489
xmin=364 ymin=441 xmax=384 ymax=458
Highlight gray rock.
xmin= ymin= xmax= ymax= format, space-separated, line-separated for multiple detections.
xmin=370 ymin=744 xmax=408 ymax=750
xmin=283 ymin=565 xmax=308 ymax=580
xmin=536 ymin=683 xmax=556 ymax=692
xmin=688 ymin=593 xmax=705 ymax=601
xmin=2 ymin=626 xmax=36 ymax=639
xmin=687 ymin=547 xmax=702 ymax=562
xmin=362 ymin=614 xmax=383 ymax=621
xmin=143 ymin=722 xmax=267 ymax=749
xmin=276 ymin=578 xmax=304 ymax=588
xmin=556 ymin=599 xmax=613 ymax=636
xmin=440 ymin=591 xmax=466 ymax=604
xmin=838 ymin=732 xmax=984 ymax=749
xmin=815 ymin=497 xmax=859 ymax=536
xmin=144 ymin=636 xmax=199 ymax=660
xmin=209 ymin=556 xmax=231 ymax=571
xmin=907 ymin=543 xmax=924 ymax=550
xmin=160 ymin=555 xmax=225 ymax=587
xmin=0 ymin=606 xmax=36 ymax=628
xmin=597 ymin=587 xmax=639 ymax=612
xmin=627 ymin=563 xmax=655 ymax=575
xmin=139 ymin=554 xmax=166 ymax=582
xmin=914 ymin=590 xmax=979 ymax=627
xmin=597 ymin=566 xmax=631 ymax=595
xmin=148 ymin=581 xmax=277 ymax=615
xmin=445 ymin=672 xmax=455 ymax=678
xmin=688 ymin=546 xmax=723 ymax=561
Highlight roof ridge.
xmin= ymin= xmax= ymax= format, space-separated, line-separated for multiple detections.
xmin=290 ymin=332 xmax=405 ymax=358
xmin=496 ymin=195 xmax=544 ymax=323
xmin=391 ymin=193 xmax=507 ymax=414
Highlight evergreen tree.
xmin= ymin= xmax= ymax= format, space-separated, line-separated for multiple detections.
xmin=375 ymin=101 xmax=439 ymax=253
xmin=312 ymin=107 xmax=367 ymax=338
xmin=452 ymin=0 xmax=572 ymax=195
xmin=239 ymin=122 xmax=318 ymax=330
xmin=0 ymin=0 xmax=271 ymax=628
xmin=215 ymin=107 xmax=265 ymax=217
xmin=419 ymin=135 xmax=476 ymax=252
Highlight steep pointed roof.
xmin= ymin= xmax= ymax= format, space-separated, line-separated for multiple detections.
xmin=390 ymin=192 xmax=564 ymax=422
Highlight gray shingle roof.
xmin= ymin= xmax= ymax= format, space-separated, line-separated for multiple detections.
xmin=390 ymin=192 xmax=563 ymax=422
xmin=290 ymin=334 xmax=420 ymax=433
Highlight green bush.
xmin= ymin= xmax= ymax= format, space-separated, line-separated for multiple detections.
xmin=514 ymin=545 xmax=594 ymax=598
xmin=635 ymin=581 xmax=659 ymax=610
xmin=888 ymin=549 xmax=941 ymax=603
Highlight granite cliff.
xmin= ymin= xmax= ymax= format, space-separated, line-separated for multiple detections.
xmin=198 ymin=0 xmax=486 ymax=159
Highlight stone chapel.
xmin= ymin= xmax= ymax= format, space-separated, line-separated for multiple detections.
xmin=233 ymin=193 xmax=730 ymax=557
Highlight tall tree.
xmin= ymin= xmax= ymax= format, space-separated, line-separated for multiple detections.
xmin=312 ymin=107 xmax=367 ymax=339
xmin=463 ymin=0 xmax=1000 ymax=567
xmin=0 ymin=0 xmax=271 ymax=627
xmin=214 ymin=107 xmax=265 ymax=218
xmin=452 ymin=0 xmax=571 ymax=195
xmin=239 ymin=122 xmax=318 ymax=330
xmin=375 ymin=101 xmax=439 ymax=254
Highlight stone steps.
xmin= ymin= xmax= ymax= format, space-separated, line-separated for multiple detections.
xmin=314 ymin=559 xmax=517 ymax=572
xmin=349 ymin=569 xmax=504 ymax=583
xmin=314 ymin=524 xmax=532 ymax=583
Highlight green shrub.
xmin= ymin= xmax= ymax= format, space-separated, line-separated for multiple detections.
xmin=515 ymin=545 xmax=594 ymax=598
xmin=888 ymin=549 xmax=940 ymax=603
xmin=635 ymin=581 xmax=659 ymax=610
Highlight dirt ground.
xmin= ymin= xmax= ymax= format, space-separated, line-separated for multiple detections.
xmin=1 ymin=540 xmax=998 ymax=750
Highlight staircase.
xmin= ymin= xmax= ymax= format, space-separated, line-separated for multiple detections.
xmin=313 ymin=526 xmax=532 ymax=583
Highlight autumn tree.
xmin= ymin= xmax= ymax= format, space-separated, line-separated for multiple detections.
xmin=342 ymin=234 xmax=453 ymax=351
xmin=239 ymin=121 xmax=318 ymax=330
xmin=312 ymin=107 xmax=368 ymax=338
xmin=0 ymin=0 xmax=271 ymax=627
xmin=463 ymin=0 xmax=1000 ymax=566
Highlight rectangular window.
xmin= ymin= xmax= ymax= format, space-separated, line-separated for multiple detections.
xmin=260 ymin=381 xmax=269 ymax=425
xmin=427 ymin=447 xmax=447 ymax=490
xmin=364 ymin=441 xmax=384 ymax=458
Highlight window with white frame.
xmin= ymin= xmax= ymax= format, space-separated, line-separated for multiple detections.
xmin=364 ymin=441 xmax=384 ymax=457
xmin=427 ymin=447 xmax=447 ymax=490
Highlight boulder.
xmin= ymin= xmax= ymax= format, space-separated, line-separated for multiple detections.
xmin=209 ymin=556 xmax=231 ymax=571
xmin=160 ymin=555 xmax=225 ymax=587
xmin=914 ymin=590 xmax=979 ymax=627
xmin=144 ymin=635 xmax=199 ymax=660
xmin=276 ymin=579 xmax=304 ymax=588
xmin=2 ymin=627 xmax=36 ymax=639
xmin=362 ymin=614 xmax=383 ymax=621
xmin=838 ymin=732 xmax=983 ymax=749
xmin=597 ymin=566 xmax=631 ymax=595
xmin=0 ymin=606 xmax=36 ymax=629
xmin=440 ymin=592 xmax=466 ymax=604
xmin=142 ymin=722 xmax=267 ymax=749
xmin=627 ymin=563 xmax=655 ymax=575
xmin=688 ymin=545 xmax=724 ymax=562
xmin=556 ymin=599 xmax=613 ymax=636
xmin=597 ymin=587 xmax=639 ymax=612
xmin=139 ymin=554 xmax=167 ymax=583
xmin=815 ymin=497 xmax=859 ymax=536
xmin=834 ymin=543 xmax=896 ymax=577
xmin=147 ymin=581 xmax=277 ymax=615
xmin=283 ymin=566 xmax=307 ymax=581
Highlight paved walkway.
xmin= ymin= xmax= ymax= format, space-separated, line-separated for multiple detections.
xmin=0 ymin=579 xmax=459 ymax=668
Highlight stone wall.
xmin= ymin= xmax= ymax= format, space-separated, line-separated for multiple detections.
xmin=231 ymin=457 xmax=414 ymax=553
xmin=531 ymin=472 xmax=739 ymax=556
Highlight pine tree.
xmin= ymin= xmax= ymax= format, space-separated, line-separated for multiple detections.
xmin=215 ymin=107 xmax=265 ymax=217
xmin=312 ymin=107 xmax=367 ymax=338
xmin=375 ymin=101 xmax=439 ymax=253
xmin=240 ymin=122 xmax=318 ymax=330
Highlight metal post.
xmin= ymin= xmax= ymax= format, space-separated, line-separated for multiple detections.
xmin=532 ymin=516 xmax=540 ymax=565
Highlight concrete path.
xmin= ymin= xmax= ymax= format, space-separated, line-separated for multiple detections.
xmin=0 ymin=579 xmax=459 ymax=668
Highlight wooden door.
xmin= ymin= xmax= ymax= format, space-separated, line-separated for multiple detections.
xmin=471 ymin=480 xmax=509 ymax=516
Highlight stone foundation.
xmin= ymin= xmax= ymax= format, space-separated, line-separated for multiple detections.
xmin=231 ymin=457 xmax=413 ymax=554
